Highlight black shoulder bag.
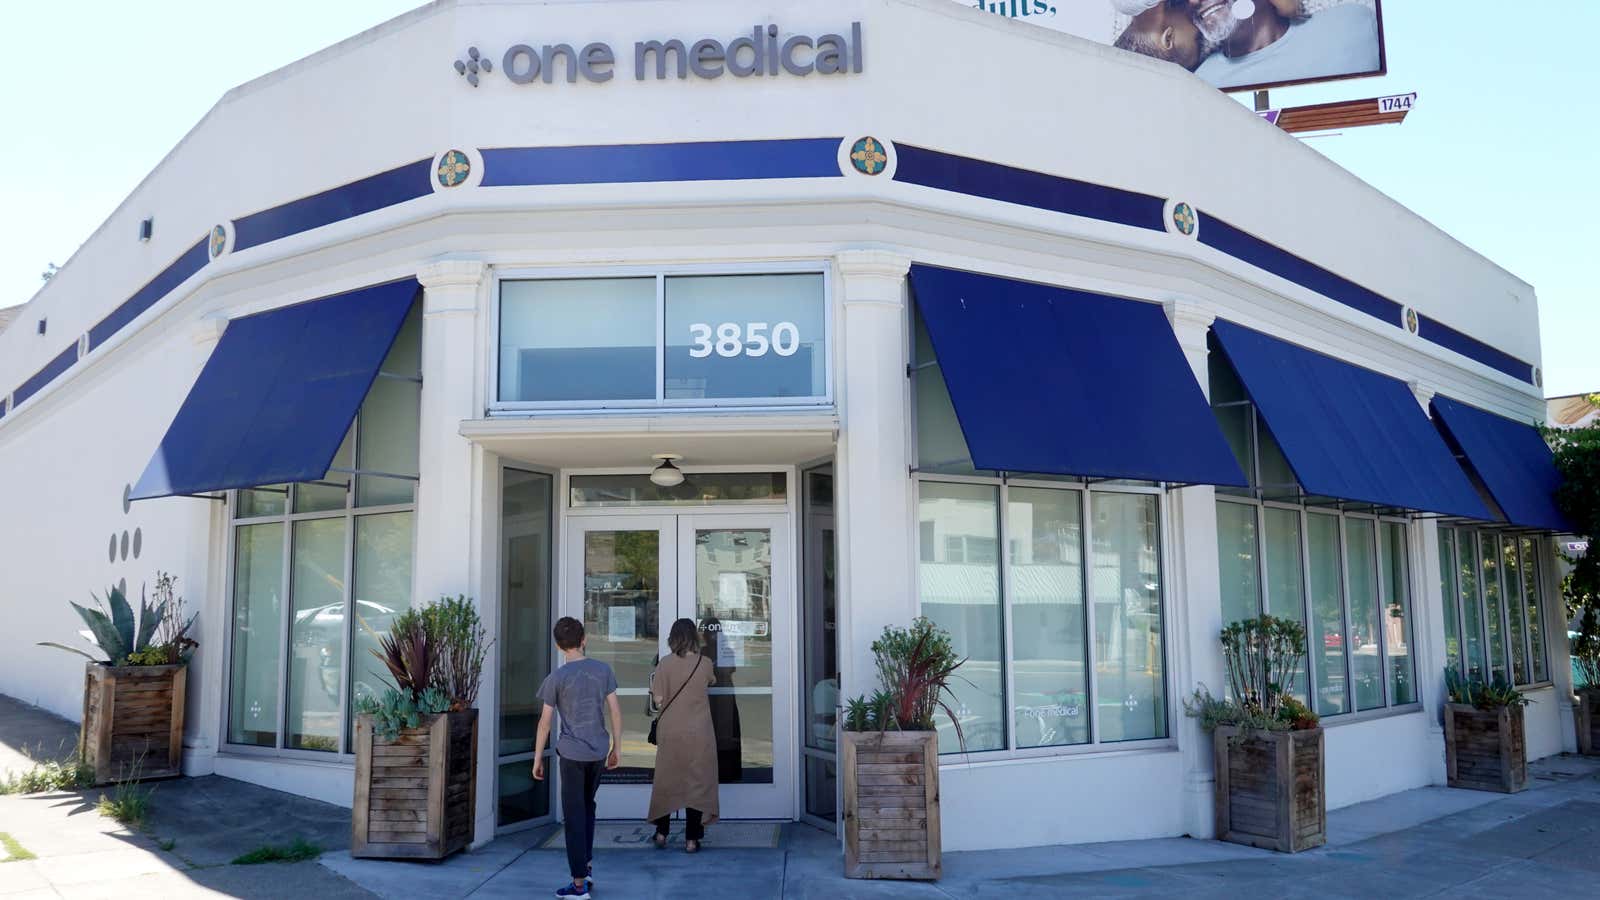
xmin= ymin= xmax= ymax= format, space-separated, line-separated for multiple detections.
xmin=647 ymin=656 xmax=703 ymax=746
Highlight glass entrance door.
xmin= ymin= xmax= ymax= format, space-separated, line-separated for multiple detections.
xmin=564 ymin=512 xmax=793 ymax=821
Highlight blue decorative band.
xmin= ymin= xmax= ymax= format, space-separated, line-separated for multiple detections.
xmin=1198 ymin=214 xmax=1401 ymax=324
xmin=13 ymin=345 xmax=79 ymax=409
xmin=480 ymin=138 xmax=844 ymax=187
xmin=233 ymin=159 xmax=433 ymax=252
xmin=5 ymin=138 xmax=1538 ymax=424
xmin=89 ymin=237 xmax=211 ymax=351
xmin=1417 ymin=314 xmax=1533 ymax=384
xmin=890 ymin=143 xmax=1167 ymax=233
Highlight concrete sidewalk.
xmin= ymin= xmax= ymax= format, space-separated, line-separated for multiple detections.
xmin=4 ymin=688 xmax=1598 ymax=898
xmin=323 ymin=755 xmax=1600 ymax=899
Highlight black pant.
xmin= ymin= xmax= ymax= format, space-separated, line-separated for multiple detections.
xmin=559 ymin=756 xmax=604 ymax=881
xmin=653 ymin=807 xmax=704 ymax=841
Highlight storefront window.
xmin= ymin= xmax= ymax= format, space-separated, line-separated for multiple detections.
xmin=499 ymin=277 xmax=656 ymax=403
xmin=498 ymin=469 xmax=553 ymax=827
xmin=225 ymin=300 xmax=420 ymax=756
xmin=497 ymin=270 xmax=829 ymax=409
xmin=664 ymin=274 xmax=827 ymax=400
xmin=1380 ymin=522 xmax=1416 ymax=706
xmin=1440 ymin=528 xmax=1550 ymax=688
xmin=1306 ymin=513 xmax=1348 ymax=716
xmin=916 ymin=479 xmax=1167 ymax=756
xmin=1216 ymin=500 xmax=1419 ymax=719
xmin=1008 ymin=487 xmax=1088 ymax=749
xmin=918 ymin=482 xmax=1005 ymax=754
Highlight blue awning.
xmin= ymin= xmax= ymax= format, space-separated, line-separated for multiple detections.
xmin=908 ymin=265 xmax=1246 ymax=486
xmin=1210 ymin=320 xmax=1490 ymax=519
xmin=1431 ymin=396 xmax=1570 ymax=532
xmin=130 ymin=279 xmax=420 ymax=501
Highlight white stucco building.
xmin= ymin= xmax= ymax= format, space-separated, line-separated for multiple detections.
xmin=0 ymin=0 xmax=1577 ymax=852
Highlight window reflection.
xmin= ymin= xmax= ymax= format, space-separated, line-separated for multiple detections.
xmin=918 ymin=482 xmax=1004 ymax=754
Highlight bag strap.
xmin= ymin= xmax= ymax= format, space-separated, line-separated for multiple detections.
xmin=655 ymin=656 xmax=703 ymax=722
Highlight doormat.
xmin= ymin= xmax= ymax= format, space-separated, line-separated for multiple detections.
xmin=542 ymin=822 xmax=781 ymax=850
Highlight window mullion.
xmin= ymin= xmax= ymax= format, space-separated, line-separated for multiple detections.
xmin=998 ymin=481 xmax=1017 ymax=753
xmin=1253 ymin=503 xmax=1268 ymax=618
xmin=655 ymin=274 xmax=666 ymax=404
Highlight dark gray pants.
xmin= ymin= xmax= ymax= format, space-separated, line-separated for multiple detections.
xmin=559 ymin=756 xmax=603 ymax=881
xmin=654 ymin=807 xmax=705 ymax=841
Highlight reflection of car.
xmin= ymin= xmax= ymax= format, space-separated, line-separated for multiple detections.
xmin=1324 ymin=633 xmax=1343 ymax=650
xmin=293 ymin=599 xmax=399 ymax=647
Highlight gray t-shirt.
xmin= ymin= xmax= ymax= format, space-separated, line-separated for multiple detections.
xmin=538 ymin=657 xmax=618 ymax=762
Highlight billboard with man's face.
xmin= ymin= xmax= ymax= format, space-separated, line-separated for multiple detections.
xmin=960 ymin=0 xmax=1386 ymax=93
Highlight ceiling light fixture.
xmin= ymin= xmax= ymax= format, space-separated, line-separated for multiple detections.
xmin=649 ymin=453 xmax=685 ymax=487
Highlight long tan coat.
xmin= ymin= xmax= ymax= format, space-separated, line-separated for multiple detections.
xmin=647 ymin=652 xmax=719 ymax=824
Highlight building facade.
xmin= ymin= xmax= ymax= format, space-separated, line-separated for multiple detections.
xmin=0 ymin=0 xmax=1577 ymax=852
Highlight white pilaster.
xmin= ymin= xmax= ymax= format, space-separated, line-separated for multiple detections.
xmin=834 ymin=249 xmax=914 ymax=702
xmin=414 ymin=258 xmax=487 ymax=606
xmin=415 ymin=257 xmax=494 ymax=845
xmin=1164 ymin=299 xmax=1224 ymax=838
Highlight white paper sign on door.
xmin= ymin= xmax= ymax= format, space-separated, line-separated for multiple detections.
xmin=608 ymin=606 xmax=636 ymax=642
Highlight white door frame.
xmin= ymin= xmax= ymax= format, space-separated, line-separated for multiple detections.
xmin=559 ymin=505 xmax=796 ymax=821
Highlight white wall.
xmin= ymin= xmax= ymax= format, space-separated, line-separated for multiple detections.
xmin=940 ymin=749 xmax=1189 ymax=850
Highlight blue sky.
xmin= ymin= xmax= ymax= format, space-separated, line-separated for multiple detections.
xmin=3 ymin=1 xmax=1595 ymax=395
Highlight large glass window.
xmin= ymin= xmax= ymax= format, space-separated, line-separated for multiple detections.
xmin=498 ymin=277 xmax=656 ymax=403
xmin=1216 ymin=500 xmax=1419 ymax=719
xmin=497 ymin=271 xmax=829 ymax=408
xmin=226 ymin=300 xmax=420 ymax=756
xmin=1440 ymin=528 xmax=1550 ymax=687
xmin=1307 ymin=514 xmax=1349 ymax=716
xmin=1210 ymin=345 xmax=1425 ymax=721
xmin=1008 ymin=488 xmax=1088 ymax=749
xmin=918 ymin=482 xmax=1005 ymax=754
xmin=665 ymin=274 xmax=827 ymax=400
xmin=498 ymin=469 xmax=553 ymax=827
xmin=917 ymin=480 xmax=1166 ymax=756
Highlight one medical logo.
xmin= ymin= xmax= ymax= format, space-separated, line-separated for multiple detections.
xmin=453 ymin=46 xmax=493 ymax=87
xmin=450 ymin=23 xmax=863 ymax=88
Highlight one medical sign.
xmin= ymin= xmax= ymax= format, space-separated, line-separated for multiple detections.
xmin=958 ymin=0 xmax=1386 ymax=93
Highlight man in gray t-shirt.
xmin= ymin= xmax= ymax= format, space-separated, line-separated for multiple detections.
xmin=533 ymin=617 xmax=621 ymax=899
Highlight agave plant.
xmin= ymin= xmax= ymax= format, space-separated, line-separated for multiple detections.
xmin=39 ymin=584 xmax=166 ymax=665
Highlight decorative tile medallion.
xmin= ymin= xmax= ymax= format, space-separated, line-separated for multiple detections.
xmin=210 ymin=224 xmax=227 ymax=259
xmin=849 ymin=137 xmax=888 ymax=176
xmin=437 ymin=150 xmax=471 ymax=188
xmin=1171 ymin=202 xmax=1197 ymax=236
xmin=1404 ymin=307 xmax=1419 ymax=334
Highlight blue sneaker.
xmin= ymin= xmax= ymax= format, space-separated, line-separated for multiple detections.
xmin=555 ymin=881 xmax=590 ymax=899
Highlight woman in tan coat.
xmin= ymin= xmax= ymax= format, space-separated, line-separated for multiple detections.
xmin=648 ymin=618 xmax=719 ymax=852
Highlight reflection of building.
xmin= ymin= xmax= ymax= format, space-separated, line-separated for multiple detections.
xmin=0 ymin=0 xmax=1579 ymax=858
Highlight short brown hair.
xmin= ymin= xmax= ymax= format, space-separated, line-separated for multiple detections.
xmin=667 ymin=618 xmax=700 ymax=657
xmin=553 ymin=616 xmax=585 ymax=650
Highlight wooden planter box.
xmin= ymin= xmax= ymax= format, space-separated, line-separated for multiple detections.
xmin=352 ymin=709 xmax=478 ymax=860
xmin=841 ymin=731 xmax=940 ymax=880
xmin=80 ymin=662 xmax=186 ymax=785
xmin=1213 ymin=726 xmax=1325 ymax=853
xmin=1444 ymin=703 xmax=1526 ymax=793
xmin=1574 ymin=692 xmax=1600 ymax=756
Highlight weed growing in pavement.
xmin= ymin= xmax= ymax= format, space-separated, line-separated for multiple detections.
xmin=0 ymin=832 xmax=37 ymax=862
xmin=231 ymin=837 xmax=323 ymax=865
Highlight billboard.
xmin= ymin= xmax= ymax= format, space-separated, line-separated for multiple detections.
xmin=961 ymin=0 xmax=1386 ymax=93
